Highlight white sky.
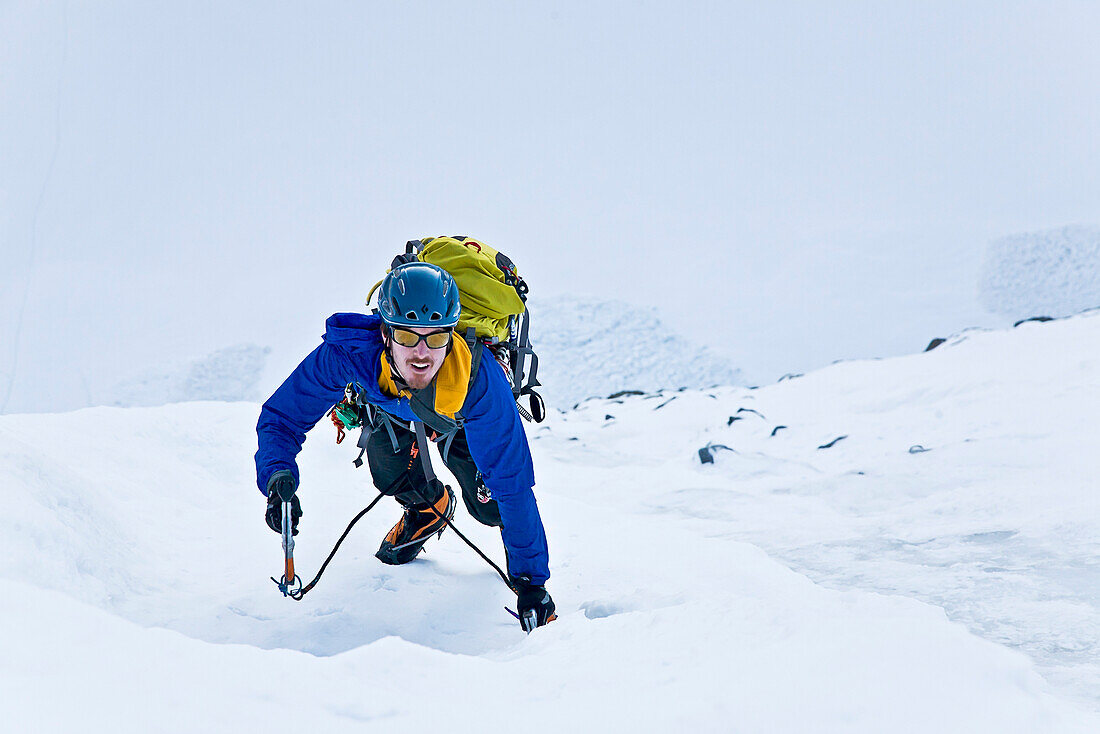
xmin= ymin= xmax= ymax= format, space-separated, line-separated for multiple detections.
xmin=3 ymin=1 xmax=1100 ymax=412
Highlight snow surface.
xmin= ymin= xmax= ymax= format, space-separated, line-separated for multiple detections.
xmin=3 ymin=312 xmax=1099 ymax=731
xmin=980 ymin=225 xmax=1100 ymax=320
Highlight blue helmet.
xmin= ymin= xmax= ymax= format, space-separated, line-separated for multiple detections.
xmin=377 ymin=262 xmax=461 ymax=328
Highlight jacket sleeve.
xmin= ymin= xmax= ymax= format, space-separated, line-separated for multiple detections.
xmin=255 ymin=343 xmax=353 ymax=495
xmin=462 ymin=358 xmax=550 ymax=584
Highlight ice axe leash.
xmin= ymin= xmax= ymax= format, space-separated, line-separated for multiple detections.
xmin=272 ymin=490 xmax=387 ymax=600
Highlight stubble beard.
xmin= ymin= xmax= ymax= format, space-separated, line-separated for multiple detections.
xmin=403 ymin=369 xmax=434 ymax=390
xmin=396 ymin=355 xmax=442 ymax=390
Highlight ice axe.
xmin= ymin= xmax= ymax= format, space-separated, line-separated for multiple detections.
xmin=270 ymin=484 xmax=302 ymax=597
xmin=505 ymin=606 xmax=540 ymax=633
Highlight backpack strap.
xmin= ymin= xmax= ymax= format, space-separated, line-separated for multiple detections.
xmin=464 ymin=326 xmax=484 ymax=395
xmin=512 ymin=309 xmax=546 ymax=422
xmin=515 ymin=309 xmax=539 ymax=394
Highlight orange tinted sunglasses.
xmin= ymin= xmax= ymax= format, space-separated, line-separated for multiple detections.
xmin=389 ymin=327 xmax=453 ymax=350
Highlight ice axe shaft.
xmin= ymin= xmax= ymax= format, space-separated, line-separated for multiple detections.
xmin=271 ymin=500 xmax=301 ymax=596
xmin=282 ymin=500 xmax=295 ymax=577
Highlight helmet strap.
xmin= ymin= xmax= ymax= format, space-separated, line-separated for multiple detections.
xmin=381 ymin=326 xmax=407 ymax=386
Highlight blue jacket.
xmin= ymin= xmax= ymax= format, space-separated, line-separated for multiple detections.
xmin=255 ymin=313 xmax=549 ymax=584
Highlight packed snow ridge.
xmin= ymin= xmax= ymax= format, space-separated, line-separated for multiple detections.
xmin=3 ymin=312 xmax=1100 ymax=732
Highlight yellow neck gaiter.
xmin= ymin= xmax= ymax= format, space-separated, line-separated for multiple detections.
xmin=378 ymin=336 xmax=472 ymax=419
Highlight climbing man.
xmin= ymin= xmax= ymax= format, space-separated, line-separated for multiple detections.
xmin=254 ymin=258 xmax=555 ymax=630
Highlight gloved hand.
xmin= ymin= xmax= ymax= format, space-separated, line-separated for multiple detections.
xmin=513 ymin=575 xmax=556 ymax=632
xmin=264 ymin=470 xmax=302 ymax=535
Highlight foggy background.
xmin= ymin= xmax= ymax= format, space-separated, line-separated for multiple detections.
xmin=3 ymin=0 xmax=1100 ymax=414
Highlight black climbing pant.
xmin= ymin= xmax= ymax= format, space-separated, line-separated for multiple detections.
xmin=364 ymin=418 xmax=503 ymax=528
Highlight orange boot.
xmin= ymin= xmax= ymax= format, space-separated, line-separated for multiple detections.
xmin=375 ymin=486 xmax=456 ymax=565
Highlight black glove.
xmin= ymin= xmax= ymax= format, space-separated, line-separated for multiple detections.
xmin=513 ymin=575 xmax=556 ymax=632
xmin=264 ymin=470 xmax=302 ymax=535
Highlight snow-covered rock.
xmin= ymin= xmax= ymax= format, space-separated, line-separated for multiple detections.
xmin=979 ymin=225 xmax=1100 ymax=320
xmin=528 ymin=295 xmax=745 ymax=408
xmin=107 ymin=343 xmax=270 ymax=407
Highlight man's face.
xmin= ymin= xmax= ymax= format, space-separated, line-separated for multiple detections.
xmin=386 ymin=326 xmax=452 ymax=390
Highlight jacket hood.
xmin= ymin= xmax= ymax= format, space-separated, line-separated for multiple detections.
xmin=322 ymin=312 xmax=384 ymax=351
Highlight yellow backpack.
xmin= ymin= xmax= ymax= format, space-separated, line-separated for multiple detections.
xmin=367 ymin=236 xmax=545 ymax=422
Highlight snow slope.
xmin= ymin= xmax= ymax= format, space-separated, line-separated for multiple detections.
xmin=557 ymin=311 xmax=1100 ymax=710
xmin=3 ymin=312 xmax=1100 ymax=731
